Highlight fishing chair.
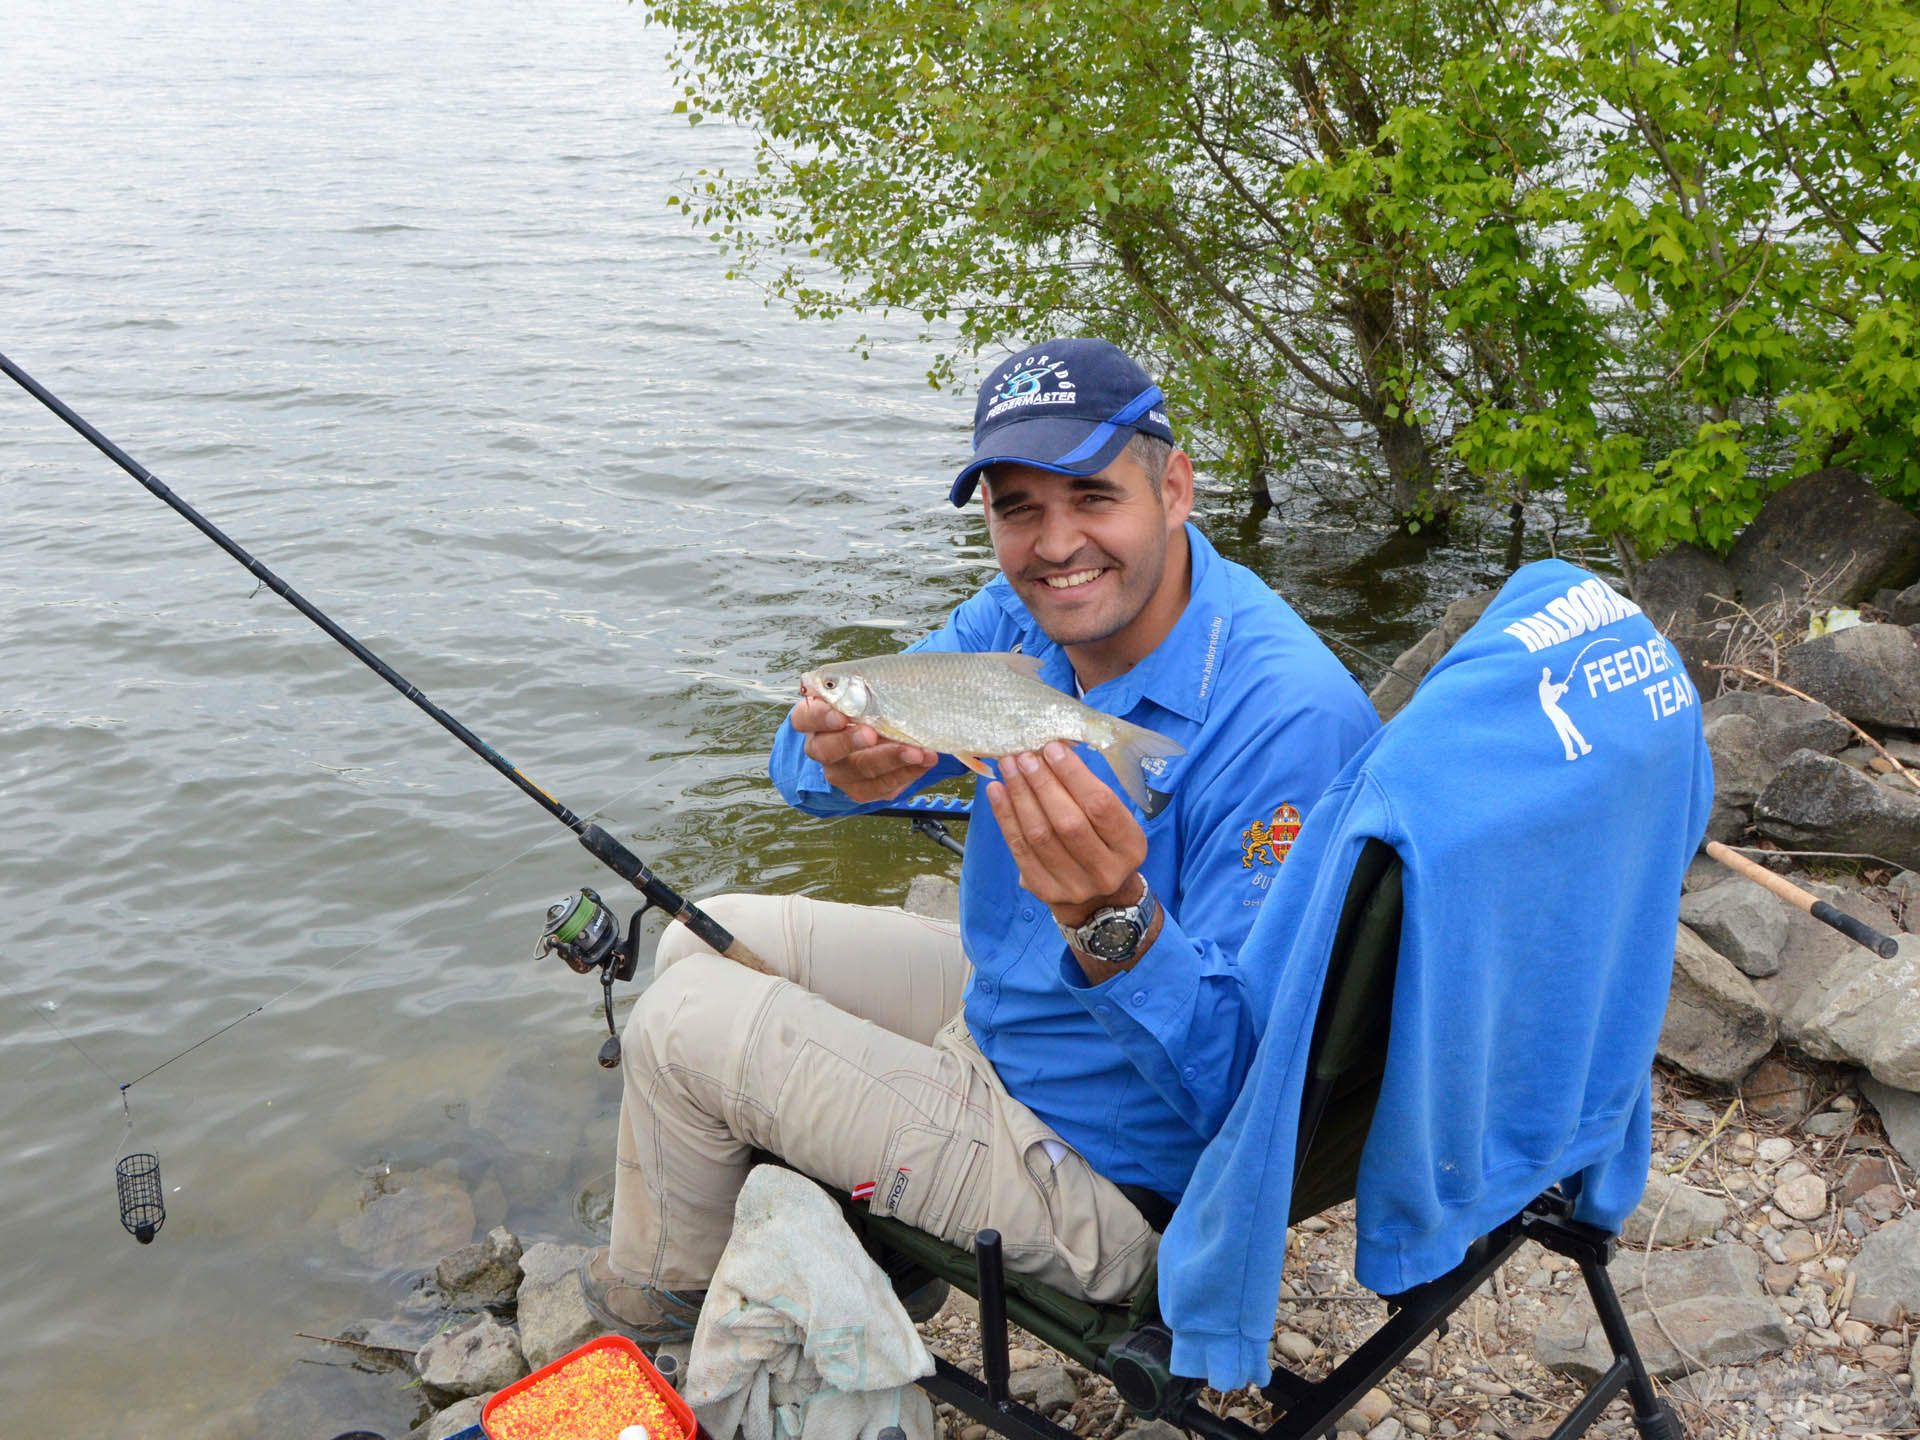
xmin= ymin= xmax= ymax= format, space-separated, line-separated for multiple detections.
xmin=843 ymin=797 xmax=1682 ymax=1440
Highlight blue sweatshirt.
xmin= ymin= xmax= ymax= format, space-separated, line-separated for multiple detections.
xmin=771 ymin=525 xmax=1380 ymax=1199
xmin=1157 ymin=559 xmax=1714 ymax=1389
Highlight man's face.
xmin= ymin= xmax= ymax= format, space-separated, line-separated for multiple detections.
xmin=981 ymin=450 xmax=1190 ymax=649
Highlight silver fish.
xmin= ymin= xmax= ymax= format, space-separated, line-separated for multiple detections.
xmin=800 ymin=650 xmax=1184 ymax=808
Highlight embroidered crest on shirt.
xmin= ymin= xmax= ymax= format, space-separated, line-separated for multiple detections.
xmin=1241 ymin=803 xmax=1302 ymax=868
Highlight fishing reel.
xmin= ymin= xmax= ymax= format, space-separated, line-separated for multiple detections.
xmin=533 ymin=887 xmax=649 ymax=1069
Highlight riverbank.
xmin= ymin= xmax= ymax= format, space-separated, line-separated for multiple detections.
xmin=310 ymin=468 xmax=1920 ymax=1439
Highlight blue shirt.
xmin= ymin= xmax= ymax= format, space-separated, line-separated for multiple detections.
xmin=1157 ymin=560 xmax=1715 ymax=1389
xmin=770 ymin=524 xmax=1380 ymax=1199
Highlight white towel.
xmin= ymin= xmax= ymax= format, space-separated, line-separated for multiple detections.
xmin=684 ymin=1166 xmax=937 ymax=1440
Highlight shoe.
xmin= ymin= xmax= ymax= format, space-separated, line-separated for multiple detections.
xmin=578 ymin=1247 xmax=707 ymax=1344
xmin=899 ymin=1276 xmax=951 ymax=1323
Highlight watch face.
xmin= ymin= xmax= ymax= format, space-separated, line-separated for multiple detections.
xmin=1086 ymin=914 xmax=1143 ymax=961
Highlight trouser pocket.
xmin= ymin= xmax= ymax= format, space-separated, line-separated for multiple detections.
xmin=873 ymin=1123 xmax=988 ymax=1242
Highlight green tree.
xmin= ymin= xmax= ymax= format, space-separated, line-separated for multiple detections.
xmin=644 ymin=0 xmax=1919 ymax=551
xmin=647 ymin=0 xmax=1560 ymax=518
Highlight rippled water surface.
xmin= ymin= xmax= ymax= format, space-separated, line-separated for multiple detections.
xmin=1 ymin=3 xmax=1600 ymax=1434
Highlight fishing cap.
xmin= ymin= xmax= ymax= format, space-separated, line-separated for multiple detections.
xmin=948 ymin=338 xmax=1174 ymax=507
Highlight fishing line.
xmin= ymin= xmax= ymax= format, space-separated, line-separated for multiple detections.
xmin=114 ymin=752 xmax=704 ymax=1095
xmin=1 ymin=347 xmax=770 ymax=1241
xmin=1313 ymin=627 xmax=1426 ymax=691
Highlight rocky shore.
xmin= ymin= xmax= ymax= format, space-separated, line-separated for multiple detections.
xmin=304 ymin=467 xmax=1920 ymax=1439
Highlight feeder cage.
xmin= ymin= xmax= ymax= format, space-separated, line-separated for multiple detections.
xmin=116 ymin=1152 xmax=165 ymax=1244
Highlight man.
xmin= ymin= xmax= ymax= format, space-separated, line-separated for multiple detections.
xmin=582 ymin=338 xmax=1379 ymax=1341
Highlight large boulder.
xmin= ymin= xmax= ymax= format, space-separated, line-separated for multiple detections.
xmin=415 ymin=1313 xmax=527 ymax=1398
xmin=1849 ymin=1212 xmax=1920 ymax=1315
xmin=1657 ymin=925 xmax=1777 ymax=1083
xmin=1678 ymin=880 xmax=1787 ymax=977
xmin=1727 ymin=468 xmax=1920 ymax=609
xmin=1369 ymin=588 xmax=1496 ymax=721
xmin=436 ymin=1225 xmax=524 ymax=1311
xmin=1534 ymin=1243 xmax=1791 ymax=1380
xmin=1701 ymin=713 xmax=1769 ymax=840
xmin=1630 ymin=544 xmax=1737 ymax=689
xmin=1861 ymin=1075 xmax=1920 ymax=1171
xmin=1779 ymin=624 xmax=1920 ymax=732
xmin=1753 ymin=750 xmax=1920 ymax=872
xmin=1619 ymin=1170 xmax=1731 ymax=1247
xmin=1757 ymin=880 xmax=1900 ymax=1041
xmin=1794 ymin=934 xmax=1920 ymax=1088
xmin=1700 ymin=692 xmax=1852 ymax=770
xmin=515 ymin=1240 xmax=599 ymax=1370
xmin=336 ymin=1165 xmax=477 ymax=1272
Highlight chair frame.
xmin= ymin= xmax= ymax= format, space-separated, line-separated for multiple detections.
xmin=853 ymin=801 xmax=1684 ymax=1440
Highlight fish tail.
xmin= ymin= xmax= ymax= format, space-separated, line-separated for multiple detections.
xmin=1102 ymin=717 xmax=1185 ymax=809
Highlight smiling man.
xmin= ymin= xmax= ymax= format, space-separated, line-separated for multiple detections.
xmin=581 ymin=339 xmax=1379 ymax=1343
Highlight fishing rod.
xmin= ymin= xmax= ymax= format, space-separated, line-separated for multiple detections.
xmin=1 ymin=349 xmax=767 ymax=1078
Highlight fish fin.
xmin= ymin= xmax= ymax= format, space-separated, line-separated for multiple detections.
xmin=955 ymin=753 xmax=996 ymax=778
xmin=1102 ymin=716 xmax=1186 ymax=809
xmin=981 ymin=650 xmax=1047 ymax=680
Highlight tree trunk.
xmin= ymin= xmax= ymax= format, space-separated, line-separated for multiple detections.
xmin=1377 ymin=410 xmax=1443 ymax=523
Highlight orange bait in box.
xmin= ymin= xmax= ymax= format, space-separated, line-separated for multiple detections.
xmin=483 ymin=1336 xmax=691 ymax=1440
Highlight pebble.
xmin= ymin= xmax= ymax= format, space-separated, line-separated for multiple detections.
xmin=1779 ymin=1229 xmax=1822 ymax=1264
xmin=1802 ymin=1112 xmax=1848 ymax=1137
xmin=1757 ymin=1137 xmax=1796 ymax=1164
xmin=1775 ymin=1173 xmax=1828 ymax=1221
xmin=1275 ymin=1332 xmax=1317 ymax=1365
xmin=1860 ymin=1344 xmax=1904 ymax=1370
xmin=1366 ymin=1422 xmax=1404 ymax=1440
xmin=1350 ymin=1387 xmax=1393 ymax=1429
xmin=1837 ymin=1320 xmax=1875 ymax=1347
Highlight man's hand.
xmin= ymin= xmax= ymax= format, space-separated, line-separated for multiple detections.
xmin=790 ymin=695 xmax=938 ymax=803
xmin=986 ymin=742 xmax=1148 ymax=927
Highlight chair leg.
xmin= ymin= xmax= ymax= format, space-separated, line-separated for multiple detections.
xmin=1577 ymin=1259 xmax=1684 ymax=1439
xmin=977 ymin=1228 xmax=1012 ymax=1407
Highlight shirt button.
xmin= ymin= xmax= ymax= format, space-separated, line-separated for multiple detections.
xmin=978 ymin=978 xmax=995 ymax=995
xmin=1094 ymin=1003 xmax=1111 ymax=1017
xmin=1021 ymin=906 xmax=1034 ymax=921
xmin=1131 ymin=990 xmax=1149 ymax=1007
xmin=1182 ymin=1065 xmax=1197 ymax=1082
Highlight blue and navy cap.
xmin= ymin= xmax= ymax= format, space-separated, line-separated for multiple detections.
xmin=949 ymin=338 xmax=1174 ymax=507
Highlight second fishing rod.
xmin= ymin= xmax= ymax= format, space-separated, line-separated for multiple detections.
xmin=1 ymin=348 xmax=768 ymax=1069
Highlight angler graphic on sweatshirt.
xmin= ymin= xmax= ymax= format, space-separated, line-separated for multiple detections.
xmin=1537 ymin=667 xmax=1590 ymax=761
xmin=1505 ymin=578 xmax=1696 ymax=761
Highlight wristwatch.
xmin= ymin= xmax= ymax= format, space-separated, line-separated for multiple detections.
xmin=1058 ymin=878 xmax=1158 ymax=965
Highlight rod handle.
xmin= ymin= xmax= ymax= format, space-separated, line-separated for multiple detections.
xmin=1811 ymin=900 xmax=1900 ymax=959
xmin=1704 ymin=842 xmax=1901 ymax=958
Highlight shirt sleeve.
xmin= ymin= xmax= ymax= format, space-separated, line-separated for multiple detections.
xmin=1060 ymin=679 xmax=1379 ymax=1140
xmin=768 ymin=587 xmax=1008 ymax=817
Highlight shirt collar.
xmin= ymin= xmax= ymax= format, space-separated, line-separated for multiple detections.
xmin=993 ymin=523 xmax=1233 ymax=725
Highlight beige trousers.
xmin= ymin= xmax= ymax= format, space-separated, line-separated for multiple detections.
xmin=607 ymin=893 xmax=1158 ymax=1304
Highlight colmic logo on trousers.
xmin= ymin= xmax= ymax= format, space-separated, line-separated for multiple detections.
xmin=1241 ymin=803 xmax=1302 ymax=868
xmin=985 ymin=354 xmax=1077 ymax=422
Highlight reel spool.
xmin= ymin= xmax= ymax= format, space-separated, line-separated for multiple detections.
xmin=534 ymin=887 xmax=647 ymax=1068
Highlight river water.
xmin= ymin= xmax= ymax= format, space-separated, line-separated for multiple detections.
xmin=1 ymin=3 xmax=1596 ymax=1434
